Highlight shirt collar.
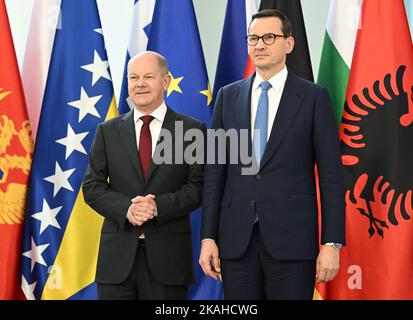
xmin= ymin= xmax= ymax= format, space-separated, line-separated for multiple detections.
xmin=133 ymin=102 xmax=167 ymax=124
xmin=252 ymin=66 xmax=288 ymax=92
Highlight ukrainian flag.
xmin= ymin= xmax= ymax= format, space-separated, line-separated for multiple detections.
xmin=20 ymin=0 xmax=117 ymax=300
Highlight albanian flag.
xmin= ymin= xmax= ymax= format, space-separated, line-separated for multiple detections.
xmin=327 ymin=0 xmax=413 ymax=299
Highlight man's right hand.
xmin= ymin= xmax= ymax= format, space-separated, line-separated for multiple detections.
xmin=199 ymin=239 xmax=221 ymax=280
xmin=126 ymin=196 xmax=155 ymax=226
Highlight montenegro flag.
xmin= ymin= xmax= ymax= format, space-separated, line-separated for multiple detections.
xmin=0 ymin=0 xmax=33 ymax=300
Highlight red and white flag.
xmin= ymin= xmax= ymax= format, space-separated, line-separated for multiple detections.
xmin=328 ymin=0 xmax=413 ymax=299
xmin=0 ymin=0 xmax=33 ymax=300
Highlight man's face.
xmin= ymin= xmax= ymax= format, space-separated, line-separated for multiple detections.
xmin=248 ymin=17 xmax=294 ymax=73
xmin=127 ymin=54 xmax=171 ymax=111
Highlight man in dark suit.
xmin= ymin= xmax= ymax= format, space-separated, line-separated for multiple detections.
xmin=83 ymin=51 xmax=205 ymax=299
xmin=199 ymin=10 xmax=345 ymax=299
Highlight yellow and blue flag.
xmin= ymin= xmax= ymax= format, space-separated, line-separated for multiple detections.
xmin=20 ymin=0 xmax=117 ymax=300
xmin=147 ymin=0 xmax=222 ymax=299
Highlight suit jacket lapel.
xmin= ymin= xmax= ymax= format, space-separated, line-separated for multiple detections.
xmin=260 ymin=72 xmax=306 ymax=169
xmin=118 ymin=110 xmax=144 ymax=182
xmin=236 ymin=75 xmax=254 ymax=153
xmin=145 ymin=106 xmax=179 ymax=183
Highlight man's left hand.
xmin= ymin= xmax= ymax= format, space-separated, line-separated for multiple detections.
xmin=315 ymin=245 xmax=340 ymax=284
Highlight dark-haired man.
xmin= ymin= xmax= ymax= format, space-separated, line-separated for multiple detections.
xmin=200 ymin=10 xmax=345 ymax=300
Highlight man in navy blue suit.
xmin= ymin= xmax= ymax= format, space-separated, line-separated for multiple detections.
xmin=199 ymin=9 xmax=345 ymax=300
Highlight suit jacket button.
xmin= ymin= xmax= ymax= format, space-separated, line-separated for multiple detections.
xmin=256 ymin=174 xmax=262 ymax=180
xmin=250 ymin=200 xmax=256 ymax=207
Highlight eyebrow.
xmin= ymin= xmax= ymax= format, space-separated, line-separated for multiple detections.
xmin=128 ymin=72 xmax=157 ymax=76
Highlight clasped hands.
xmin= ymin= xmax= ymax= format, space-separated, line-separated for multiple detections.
xmin=126 ymin=194 xmax=157 ymax=226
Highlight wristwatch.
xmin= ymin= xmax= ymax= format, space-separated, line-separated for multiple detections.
xmin=324 ymin=242 xmax=342 ymax=249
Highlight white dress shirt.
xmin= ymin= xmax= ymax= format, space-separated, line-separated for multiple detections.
xmin=133 ymin=102 xmax=167 ymax=155
xmin=250 ymin=66 xmax=288 ymax=142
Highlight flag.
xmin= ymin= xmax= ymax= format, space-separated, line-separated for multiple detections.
xmin=259 ymin=0 xmax=313 ymax=81
xmin=118 ymin=0 xmax=155 ymax=114
xmin=0 ymin=0 xmax=33 ymax=300
xmin=318 ymin=0 xmax=361 ymax=126
xmin=213 ymin=0 xmax=258 ymax=97
xmin=328 ymin=0 xmax=413 ymax=299
xmin=21 ymin=0 xmax=61 ymax=141
xmin=20 ymin=0 xmax=118 ymax=300
xmin=315 ymin=0 xmax=361 ymax=299
xmin=147 ymin=0 xmax=218 ymax=299
xmin=406 ymin=0 xmax=413 ymax=36
xmin=214 ymin=0 xmax=313 ymax=95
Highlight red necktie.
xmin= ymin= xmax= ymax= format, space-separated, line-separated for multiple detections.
xmin=139 ymin=115 xmax=154 ymax=181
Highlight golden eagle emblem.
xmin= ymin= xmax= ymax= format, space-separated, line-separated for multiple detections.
xmin=0 ymin=88 xmax=33 ymax=224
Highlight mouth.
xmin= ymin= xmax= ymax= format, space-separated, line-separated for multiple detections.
xmin=135 ymin=91 xmax=150 ymax=96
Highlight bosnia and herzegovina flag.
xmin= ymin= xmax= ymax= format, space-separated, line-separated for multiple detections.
xmin=20 ymin=0 xmax=117 ymax=300
xmin=146 ymin=0 xmax=218 ymax=299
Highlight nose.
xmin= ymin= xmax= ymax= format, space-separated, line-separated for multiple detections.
xmin=135 ymin=78 xmax=147 ymax=88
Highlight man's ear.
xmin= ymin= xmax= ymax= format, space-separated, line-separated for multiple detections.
xmin=163 ymin=73 xmax=172 ymax=91
xmin=286 ymin=36 xmax=295 ymax=54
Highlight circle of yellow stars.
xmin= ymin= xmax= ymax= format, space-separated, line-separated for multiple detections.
xmin=167 ymin=72 xmax=212 ymax=106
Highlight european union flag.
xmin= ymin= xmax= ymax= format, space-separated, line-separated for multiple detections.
xmin=21 ymin=0 xmax=117 ymax=300
xmin=147 ymin=0 xmax=222 ymax=299
xmin=213 ymin=0 xmax=250 ymax=97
